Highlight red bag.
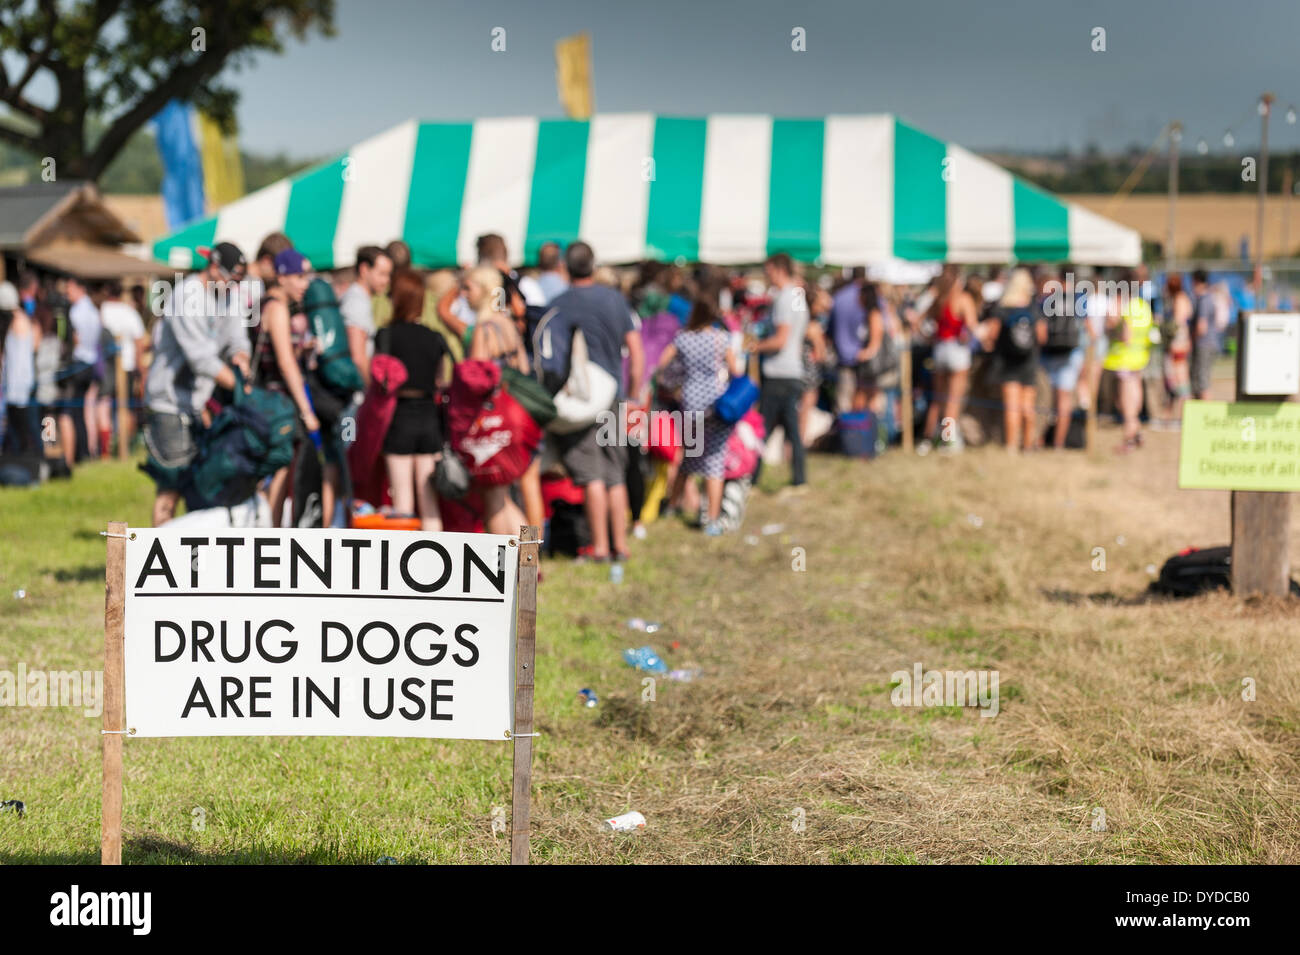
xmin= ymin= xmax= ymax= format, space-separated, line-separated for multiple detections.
xmin=647 ymin=409 xmax=680 ymax=463
xmin=347 ymin=353 xmax=408 ymax=506
xmin=449 ymin=360 xmax=541 ymax=487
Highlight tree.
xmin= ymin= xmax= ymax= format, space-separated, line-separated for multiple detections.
xmin=0 ymin=0 xmax=334 ymax=181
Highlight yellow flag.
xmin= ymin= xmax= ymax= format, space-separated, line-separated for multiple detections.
xmin=555 ymin=32 xmax=594 ymax=120
xmin=197 ymin=112 xmax=246 ymax=210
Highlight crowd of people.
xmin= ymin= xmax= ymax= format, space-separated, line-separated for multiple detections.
xmin=825 ymin=262 xmax=1230 ymax=456
xmin=0 ymin=272 xmax=149 ymax=466
xmin=0 ymin=236 xmax=1234 ymax=549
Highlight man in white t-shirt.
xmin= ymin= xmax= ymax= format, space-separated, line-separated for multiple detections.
xmin=96 ymin=280 xmax=149 ymax=456
xmin=750 ymin=253 xmax=809 ymax=490
xmin=61 ymin=276 xmax=101 ymax=464
xmin=339 ymin=245 xmax=392 ymax=386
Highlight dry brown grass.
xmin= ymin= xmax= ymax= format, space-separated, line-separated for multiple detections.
xmin=512 ymin=409 xmax=1300 ymax=864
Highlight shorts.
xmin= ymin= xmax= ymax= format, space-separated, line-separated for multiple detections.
xmin=836 ymin=366 xmax=858 ymax=413
xmin=57 ymin=363 xmax=96 ymax=404
xmin=932 ymin=338 xmax=971 ymax=373
xmin=1164 ymin=353 xmax=1192 ymax=398
xmin=143 ymin=411 xmax=198 ymax=490
xmin=993 ymin=356 xmax=1038 ymax=387
xmin=858 ymin=360 xmax=900 ymax=391
xmin=553 ymin=423 xmax=628 ymax=488
xmin=1041 ymin=348 xmax=1084 ymax=392
xmin=383 ymin=399 xmax=442 ymax=455
xmin=98 ymin=369 xmax=137 ymax=401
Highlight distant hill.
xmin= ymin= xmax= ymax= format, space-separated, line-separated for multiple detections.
xmin=989 ymin=149 xmax=1300 ymax=196
xmin=0 ymin=123 xmax=318 ymax=196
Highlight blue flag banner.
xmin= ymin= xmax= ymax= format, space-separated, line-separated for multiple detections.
xmin=152 ymin=100 xmax=205 ymax=231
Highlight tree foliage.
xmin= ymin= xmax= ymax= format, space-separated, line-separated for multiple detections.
xmin=0 ymin=0 xmax=334 ymax=180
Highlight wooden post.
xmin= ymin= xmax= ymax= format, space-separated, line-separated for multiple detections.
xmin=1084 ymin=353 xmax=1098 ymax=453
xmin=510 ymin=524 xmax=540 ymax=865
xmin=102 ymin=520 xmax=127 ymax=865
xmin=899 ymin=335 xmax=913 ymax=454
xmin=115 ymin=351 xmax=129 ymax=461
xmin=1230 ymin=319 xmax=1293 ymax=596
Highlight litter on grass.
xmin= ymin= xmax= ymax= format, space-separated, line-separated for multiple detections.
xmin=604 ymin=811 xmax=646 ymax=832
xmin=622 ymin=646 xmax=668 ymax=674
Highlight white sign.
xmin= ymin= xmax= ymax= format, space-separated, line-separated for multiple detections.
xmin=1242 ymin=312 xmax=1300 ymax=396
xmin=123 ymin=529 xmax=519 ymax=740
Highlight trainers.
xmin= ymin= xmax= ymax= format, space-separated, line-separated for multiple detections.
xmin=916 ymin=438 xmax=934 ymax=456
xmin=702 ymin=521 xmax=724 ymax=537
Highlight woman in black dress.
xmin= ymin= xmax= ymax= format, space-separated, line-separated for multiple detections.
xmin=378 ymin=268 xmax=450 ymax=530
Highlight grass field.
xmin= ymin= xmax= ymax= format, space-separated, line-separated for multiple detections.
xmin=3 ymin=407 xmax=1300 ymax=864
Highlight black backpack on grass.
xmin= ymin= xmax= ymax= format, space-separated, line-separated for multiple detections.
xmin=1149 ymin=546 xmax=1232 ymax=597
xmin=1150 ymin=546 xmax=1300 ymax=598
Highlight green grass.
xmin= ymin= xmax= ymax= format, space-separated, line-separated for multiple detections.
xmin=3 ymin=427 xmax=1300 ymax=864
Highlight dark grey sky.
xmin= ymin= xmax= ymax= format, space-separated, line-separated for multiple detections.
xmin=225 ymin=0 xmax=1299 ymax=158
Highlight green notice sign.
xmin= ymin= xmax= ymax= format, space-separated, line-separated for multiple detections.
xmin=1179 ymin=399 xmax=1300 ymax=490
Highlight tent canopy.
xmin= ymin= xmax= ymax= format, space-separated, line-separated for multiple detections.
xmin=153 ymin=114 xmax=1141 ymax=272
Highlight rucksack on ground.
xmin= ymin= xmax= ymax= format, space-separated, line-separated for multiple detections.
xmin=839 ymin=410 xmax=882 ymax=458
xmin=182 ymin=382 xmax=296 ymax=511
xmin=1041 ymin=408 xmax=1087 ymax=449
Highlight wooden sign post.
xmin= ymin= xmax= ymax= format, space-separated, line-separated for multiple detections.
xmin=1230 ymin=318 xmax=1294 ymax=596
xmin=101 ymin=524 xmax=540 ymax=865
xmin=115 ymin=353 xmax=129 ymax=461
xmin=102 ymin=520 xmax=128 ymax=865
xmin=511 ymin=525 xmax=539 ymax=865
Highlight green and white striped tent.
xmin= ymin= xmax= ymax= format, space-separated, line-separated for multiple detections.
xmin=153 ymin=114 xmax=1141 ymax=271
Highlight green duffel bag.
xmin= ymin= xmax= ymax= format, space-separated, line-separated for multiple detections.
xmin=501 ymin=365 xmax=557 ymax=428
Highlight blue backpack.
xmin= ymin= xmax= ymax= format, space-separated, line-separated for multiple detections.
xmin=182 ymin=376 xmax=296 ymax=510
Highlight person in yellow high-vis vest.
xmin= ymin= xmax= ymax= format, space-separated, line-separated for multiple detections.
xmin=1102 ymin=275 xmax=1154 ymax=453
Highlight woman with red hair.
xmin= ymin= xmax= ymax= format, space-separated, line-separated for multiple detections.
xmin=376 ymin=268 xmax=451 ymax=530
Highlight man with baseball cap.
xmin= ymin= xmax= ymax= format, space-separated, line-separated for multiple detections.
xmin=141 ymin=240 xmax=251 ymax=525
xmin=198 ymin=241 xmax=246 ymax=278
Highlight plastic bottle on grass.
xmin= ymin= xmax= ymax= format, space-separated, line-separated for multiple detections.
xmin=622 ymin=646 xmax=668 ymax=673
